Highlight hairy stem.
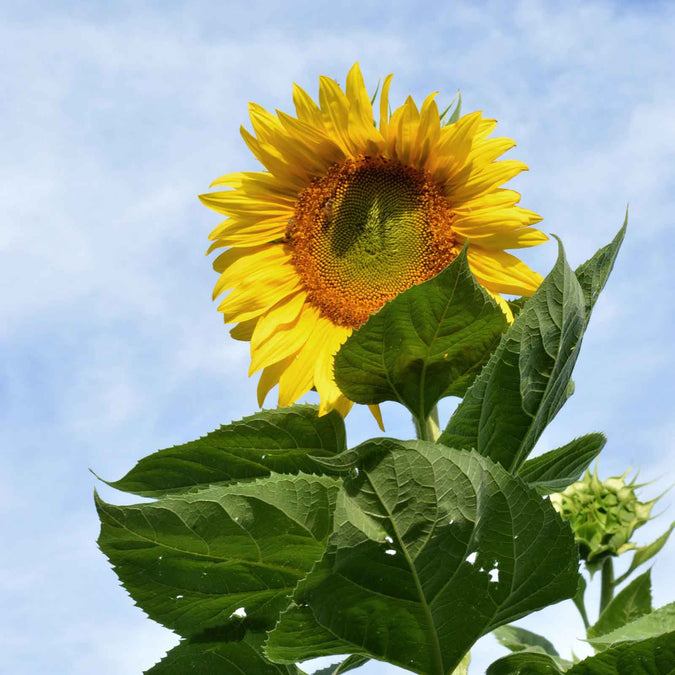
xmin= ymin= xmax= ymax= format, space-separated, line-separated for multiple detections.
xmin=599 ymin=556 xmax=615 ymax=614
xmin=414 ymin=405 xmax=441 ymax=441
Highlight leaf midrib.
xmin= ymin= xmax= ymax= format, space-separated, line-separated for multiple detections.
xmin=365 ymin=472 xmax=445 ymax=675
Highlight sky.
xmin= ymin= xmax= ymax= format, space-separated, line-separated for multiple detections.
xmin=1 ymin=0 xmax=674 ymax=673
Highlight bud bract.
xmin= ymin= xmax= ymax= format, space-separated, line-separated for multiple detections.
xmin=550 ymin=469 xmax=656 ymax=569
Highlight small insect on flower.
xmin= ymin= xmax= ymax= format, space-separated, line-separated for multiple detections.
xmin=200 ymin=63 xmax=546 ymax=421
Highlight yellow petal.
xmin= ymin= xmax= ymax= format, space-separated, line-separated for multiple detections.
xmin=368 ymin=404 xmax=385 ymax=431
xmin=213 ymin=244 xmax=290 ymax=298
xmin=239 ymin=127 xmax=307 ymax=189
xmin=324 ymin=394 xmax=354 ymax=418
xmin=455 ymin=227 xmax=549 ymax=250
xmin=485 ymin=289 xmax=514 ymax=324
xmin=249 ymin=301 xmax=319 ymax=375
xmin=208 ymin=216 xmax=287 ymax=247
xmin=257 ymin=355 xmax=295 ymax=407
xmin=198 ymin=190 xmax=291 ymax=217
xmin=218 ymin=262 xmax=302 ymax=323
xmin=468 ymin=137 xmax=517 ymax=167
xmin=379 ymin=73 xmax=394 ymax=137
xmin=318 ymin=76 xmax=353 ymax=155
xmin=390 ymin=96 xmax=420 ymax=164
xmin=434 ymin=111 xmax=483 ymax=171
xmin=345 ymin=62 xmax=373 ymax=123
xmin=230 ymin=317 xmax=258 ymax=341
xmin=251 ymin=290 xmax=308 ymax=347
xmin=468 ymin=247 xmax=543 ymax=296
xmin=448 ymin=160 xmax=529 ymax=204
xmin=278 ymin=316 xmax=337 ymax=407
xmin=415 ymin=93 xmax=441 ymax=169
xmin=293 ymin=83 xmax=324 ymax=128
xmin=212 ymin=245 xmax=264 ymax=275
xmin=314 ymin=323 xmax=352 ymax=412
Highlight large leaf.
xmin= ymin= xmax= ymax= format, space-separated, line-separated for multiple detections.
xmin=570 ymin=631 xmax=675 ymax=674
xmin=266 ymin=603 xmax=358 ymax=663
xmin=334 ymin=246 xmax=508 ymax=423
xmin=96 ymin=473 xmax=339 ymax=638
xmin=102 ymin=405 xmax=346 ymax=498
xmin=267 ymin=441 xmax=579 ymax=674
xmin=440 ymin=221 xmax=625 ymax=471
xmin=487 ymin=631 xmax=675 ymax=674
xmin=518 ymin=434 xmax=606 ymax=495
xmin=493 ymin=625 xmax=560 ymax=656
xmin=146 ymin=628 xmax=304 ymax=674
xmin=588 ymin=603 xmax=675 ymax=650
xmin=588 ymin=570 xmax=652 ymax=640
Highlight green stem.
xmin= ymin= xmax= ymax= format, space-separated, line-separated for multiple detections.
xmin=414 ymin=405 xmax=441 ymax=441
xmin=574 ymin=594 xmax=591 ymax=631
xmin=599 ymin=557 xmax=615 ymax=614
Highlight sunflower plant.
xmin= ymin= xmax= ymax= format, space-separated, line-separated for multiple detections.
xmin=94 ymin=65 xmax=674 ymax=674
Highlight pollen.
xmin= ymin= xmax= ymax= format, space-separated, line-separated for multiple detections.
xmin=288 ymin=156 xmax=459 ymax=327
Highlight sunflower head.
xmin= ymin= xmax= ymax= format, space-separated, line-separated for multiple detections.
xmin=200 ymin=63 xmax=547 ymax=420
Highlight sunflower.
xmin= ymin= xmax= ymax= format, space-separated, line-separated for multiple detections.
xmin=200 ymin=63 xmax=547 ymax=422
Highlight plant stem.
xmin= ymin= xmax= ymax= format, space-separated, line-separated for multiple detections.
xmin=574 ymin=594 xmax=591 ymax=631
xmin=599 ymin=556 xmax=615 ymax=614
xmin=414 ymin=405 xmax=441 ymax=441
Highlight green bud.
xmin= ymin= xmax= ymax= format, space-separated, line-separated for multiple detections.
xmin=550 ymin=468 xmax=656 ymax=570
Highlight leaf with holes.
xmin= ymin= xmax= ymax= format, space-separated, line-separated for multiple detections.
xmin=267 ymin=440 xmax=578 ymax=674
xmin=96 ymin=473 xmax=339 ymax=639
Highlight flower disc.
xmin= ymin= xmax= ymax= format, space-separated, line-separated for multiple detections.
xmin=290 ymin=156 xmax=458 ymax=327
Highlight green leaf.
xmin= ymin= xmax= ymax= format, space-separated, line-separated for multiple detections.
xmin=96 ymin=473 xmax=340 ymax=638
xmin=488 ymin=630 xmax=675 ymax=674
xmin=312 ymin=655 xmax=370 ymax=675
xmin=101 ymin=405 xmax=346 ymax=498
xmin=269 ymin=441 xmax=578 ymax=674
xmin=439 ymin=91 xmax=462 ymax=126
xmin=569 ymin=631 xmax=675 ymax=674
xmin=588 ymin=603 xmax=675 ymax=650
xmin=572 ymin=574 xmax=591 ymax=632
xmin=146 ymin=629 xmax=304 ymax=674
xmin=265 ymin=603 xmax=360 ymax=664
xmin=440 ymin=220 xmax=625 ymax=472
xmin=487 ymin=651 xmax=566 ymax=674
xmin=588 ymin=570 xmax=652 ymax=640
xmin=615 ymin=523 xmax=675 ymax=585
xmin=494 ymin=625 xmax=560 ymax=656
xmin=574 ymin=212 xmax=627 ymax=317
xmin=334 ymin=246 xmax=508 ymax=423
xmin=452 ymin=651 xmax=471 ymax=675
xmin=518 ymin=434 xmax=607 ymax=495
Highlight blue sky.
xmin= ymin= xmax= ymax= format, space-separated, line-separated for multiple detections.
xmin=1 ymin=1 xmax=674 ymax=673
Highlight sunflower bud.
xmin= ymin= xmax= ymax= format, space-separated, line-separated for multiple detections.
xmin=550 ymin=469 xmax=656 ymax=569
